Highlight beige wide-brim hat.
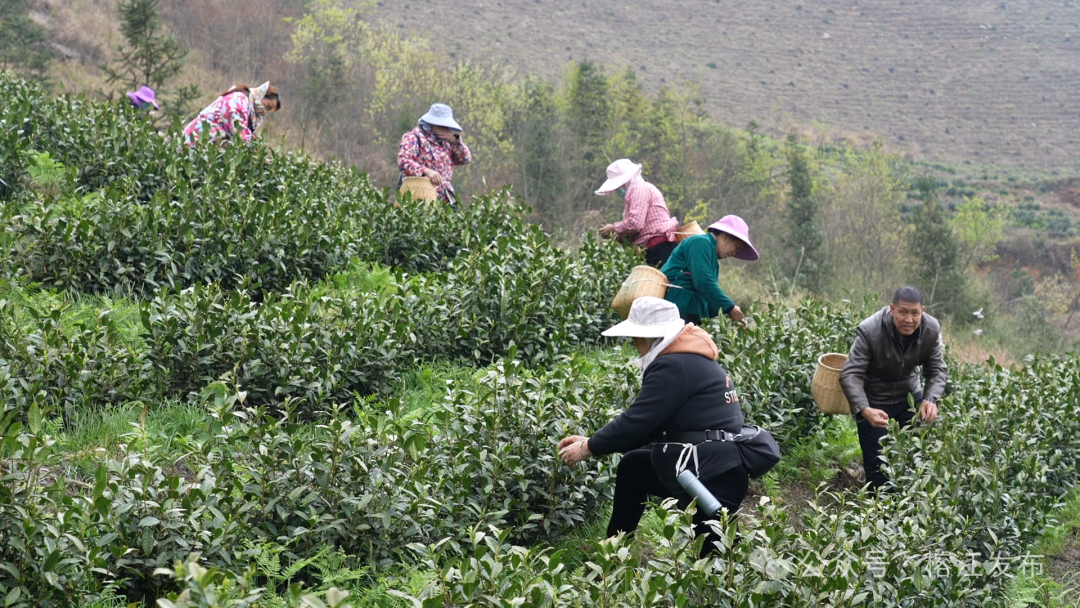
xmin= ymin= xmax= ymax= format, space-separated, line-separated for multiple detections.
xmin=595 ymin=158 xmax=642 ymax=195
xmin=602 ymin=296 xmax=685 ymax=338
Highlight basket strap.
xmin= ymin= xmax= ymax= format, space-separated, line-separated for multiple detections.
xmin=621 ymin=278 xmax=683 ymax=290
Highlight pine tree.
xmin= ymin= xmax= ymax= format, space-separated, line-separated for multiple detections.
xmin=101 ymin=0 xmax=200 ymax=123
xmin=102 ymin=0 xmax=186 ymax=89
xmin=0 ymin=0 xmax=53 ymax=78
xmin=782 ymin=133 xmax=825 ymax=293
xmin=512 ymin=77 xmax=566 ymax=223
xmin=909 ymin=176 xmax=962 ymax=311
xmin=564 ymin=61 xmax=612 ymax=211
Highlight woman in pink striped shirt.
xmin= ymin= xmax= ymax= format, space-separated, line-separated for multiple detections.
xmin=596 ymin=159 xmax=679 ymax=267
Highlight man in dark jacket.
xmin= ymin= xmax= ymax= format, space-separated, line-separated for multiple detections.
xmin=839 ymin=286 xmax=947 ymax=491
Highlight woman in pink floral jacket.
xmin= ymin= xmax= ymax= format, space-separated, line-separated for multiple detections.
xmin=397 ymin=103 xmax=472 ymax=205
xmin=183 ymin=82 xmax=281 ymax=146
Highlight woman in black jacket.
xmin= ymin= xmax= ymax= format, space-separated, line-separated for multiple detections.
xmin=558 ymin=296 xmax=749 ymax=557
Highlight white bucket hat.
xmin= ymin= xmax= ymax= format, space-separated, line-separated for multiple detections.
xmin=595 ymin=158 xmax=642 ymax=195
xmin=602 ymin=296 xmax=685 ymax=338
xmin=419 ymin=103 xmax=463 ymax=131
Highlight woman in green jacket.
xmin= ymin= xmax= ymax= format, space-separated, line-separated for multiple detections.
xmin=661 ymin=215 xmax=759 ymax=325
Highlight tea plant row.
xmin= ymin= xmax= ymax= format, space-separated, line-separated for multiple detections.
xmin=0 ymin=72 xmax=549 ymax=296
xmin=389 ymin=356 xmax=1080 ymax=606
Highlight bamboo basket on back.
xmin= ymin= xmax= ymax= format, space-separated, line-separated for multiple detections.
xmin=675 ymin=220 xmax=705 ymax=243
xmin=399 ymin=176 xmax=439 ymax=202
xmin=811 ymin=353 xmax=851 ymax=415
xmin=611 ymin=265 xmax=669 ymax=319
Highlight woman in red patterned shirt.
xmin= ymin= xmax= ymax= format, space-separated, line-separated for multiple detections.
xmin=596 ymin=159 xmax=679 ymax=267
xmin=397 ymin=103 xmax=472 ymax=206
xmin=183 ymin=82 xmax=281 ymax=146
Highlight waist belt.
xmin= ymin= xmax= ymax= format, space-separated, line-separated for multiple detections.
xmin=661 ymin=429 xmax=737 ymax=443
xmin=646 ymin=234 xmax=674 ymax=249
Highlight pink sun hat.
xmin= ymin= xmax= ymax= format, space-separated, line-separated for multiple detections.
xmin=595 ymin=158 xmax=642 ymax=195
xmin=126 ymin=86 xmax=159 ymax=110
xmin=707 ymin=215 xmax=759 ymax=261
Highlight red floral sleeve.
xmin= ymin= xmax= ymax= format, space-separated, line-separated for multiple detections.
xmin=397 ymin=131 xmax=427 ymax=176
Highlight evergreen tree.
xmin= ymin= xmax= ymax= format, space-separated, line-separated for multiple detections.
xmin=102 ymin=0 xmax=186 ymax=90
xmin=102 ymin=0 xmax=198 ymax=122
xmin=0 ymin=0 xmax=52 ymax=78
xmin=512 ymin=77 xmax=566 ymax=223
xmin=564 ymin=61 xmax=611 ymax=211
xmin=782 ymin=133 xmax=825 ymax=293
xmin=909 ymin=176 xmax=963 ymax=312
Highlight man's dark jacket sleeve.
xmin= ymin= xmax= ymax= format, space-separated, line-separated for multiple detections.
xmin=839 ymin=327 xmax=873 ymax=416
xmin=922 ymin=333 xmax=947 ymax=404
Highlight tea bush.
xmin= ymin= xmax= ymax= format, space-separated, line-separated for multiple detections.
xmin=0 ymin=293 xmax=153 ymax=421
xmin=138 ymin=235 xmax=635 ymax=412
xmin=5 ymin=147 xmax=383 ymax=296
xmin=0 ymin=407 xmax=110 ymax=608
xmin=0 ymin=77 xmax=30 ymax=201
xmin=416 ymin=227 xmax=636 ymax=366
xmin=388 ymin=356 xmax=1080 ymax=606
xmin=138 ymin=280 xmax=421 ymax=407
xmin=0 ymin=72 xmax=543 ymax=295
xmin=0 ymin=353 xmax=632 ymax=604
xmin=714 ymin=299 xmax=866 ymax=444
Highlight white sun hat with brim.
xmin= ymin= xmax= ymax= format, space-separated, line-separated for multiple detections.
xmin=419 ymin=103 xmax=463 ymax=131
xmin=595 ymin=158 xmax=642 ymax=195
xmin=602 ymin=296 xmax=685 ymax=338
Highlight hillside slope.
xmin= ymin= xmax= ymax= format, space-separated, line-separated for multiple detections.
xmin=375 ymin=0 xmax=1080 ymax=176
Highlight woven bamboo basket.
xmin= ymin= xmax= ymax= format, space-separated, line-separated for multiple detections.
xmin=611 ymin=265 xmax=669 ymax=319
xmin=399 ymin=176 xmax=439 ymax=202
xmin=674 ymin=220 xmax=705 ymax=243
xmin=811 ymin=353 xmax=851 ymax=415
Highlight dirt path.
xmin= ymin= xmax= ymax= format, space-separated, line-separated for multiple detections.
xmin=1047 ymin=536 xmax=1080 ymax=603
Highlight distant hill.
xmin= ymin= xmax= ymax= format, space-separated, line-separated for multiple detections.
xmin=374 ymin=0 xmax=1080 ymax=176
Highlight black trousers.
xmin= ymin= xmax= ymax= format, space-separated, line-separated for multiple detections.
xmin=855 ymin=393 xmax=921 ymax=491
xmin=607 ymin=449 xmax=748 ymax=557
xmin=645 ymin=241 xmax=677 ymax=268
xmin=680 ymin=314 xmax=702 ymax=325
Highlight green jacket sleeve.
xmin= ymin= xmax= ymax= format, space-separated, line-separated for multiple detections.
xmin=688 ymin=240 xmax=735 ymax=316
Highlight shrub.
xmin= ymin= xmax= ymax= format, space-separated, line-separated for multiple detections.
xmin=712 ymin=299 xmax=866 ymax=445
xmin=0 ymin=293 xmax=153 ymax=420
xmin=139 ymin=280 xmax=421 ymax=408
xmin=0 ymin=407 xmax=113 ymax=607
xmin=0 ymin=73 xmax=33 ymax=201
xmin=390 ymin=355 xmax=1080 ymax=606
xmin=139 ymin=235 xmax=635 ymax=412
xmin=418 ymin=228 xmax=633 ymax=366
xmin=0 ymin=354 xmax=632 ymax=602
xmin=7 ymin=148 xmax=386 ymax=296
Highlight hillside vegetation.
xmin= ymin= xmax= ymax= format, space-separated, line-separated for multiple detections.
xmin=374 ymin=0 xmax=1080 ymax=177
xmin=20 ymin=0 xmax=1080 ymax=356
